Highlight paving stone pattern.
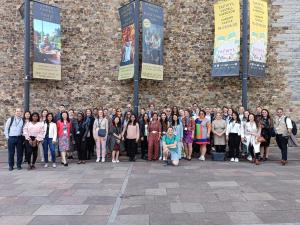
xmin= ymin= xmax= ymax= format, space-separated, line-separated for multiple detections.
xmin=0 ymin=147 xmax=300 ymax=224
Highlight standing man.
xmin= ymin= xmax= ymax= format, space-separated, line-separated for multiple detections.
xmin=274 ymin=107 xmax=293 ymax=166
xmin=4 ymin=108 xmax=24 ymax=171
xmin=54 ymin=104 xmax=65 ymax=122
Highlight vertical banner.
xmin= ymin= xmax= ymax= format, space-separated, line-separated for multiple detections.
xmin=249 ymin=0 xmax=268 ymax=76
xmin=33 ymin=2 xmax=61 ymax=80
xmin=118 ymin=3 xmax=135 ymax=80
xmin=141 ymin=2 xmax=164 ymax=80
xmin=212 ymin=0 xmax=240 ymax=77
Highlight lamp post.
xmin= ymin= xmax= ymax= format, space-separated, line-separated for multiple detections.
xmin=133 ymin=0 xmax=140 ymax=116
xmin=242 ymin=0 xmax=249 ymax=109
xmin=24 ymin=0 xmax=31 ymax=112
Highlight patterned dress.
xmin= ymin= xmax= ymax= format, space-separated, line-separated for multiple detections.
xmin=59 ymin=123 xmax=70 ymax=152
xmin=194 ymin=117 xmax=211 ymax=145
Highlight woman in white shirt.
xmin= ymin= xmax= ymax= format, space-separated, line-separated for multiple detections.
xmin=241 ymin=113 xmax=262 ymax=165
xmin=93 ymin=109 xmax=109 ymax=163
xmin=226 ymin=111 xmax=242 ymax=162
xmin=43 ymin=113 xmax=57 ymax=168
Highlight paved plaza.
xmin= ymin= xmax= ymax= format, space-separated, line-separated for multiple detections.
xmin=0 ymin=147 xmax=300 ymax=225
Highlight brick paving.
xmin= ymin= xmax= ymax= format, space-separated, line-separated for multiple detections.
xmin=0 ymin=147 xmax=300 ymax=225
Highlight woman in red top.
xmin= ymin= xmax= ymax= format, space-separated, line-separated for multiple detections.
xmin=147 ymin=112 xmax=161 ymax=161
xmin=57 ymin=111 xmax=72 ymax=166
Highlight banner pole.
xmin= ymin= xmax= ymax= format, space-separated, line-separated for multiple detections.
xmin=133 ymin=0 xmax=140 ymax=116
xmin=242 ymin=0 xmax=248 ymax=109
xmin=24 ymin=0 xmax=30 ymax=112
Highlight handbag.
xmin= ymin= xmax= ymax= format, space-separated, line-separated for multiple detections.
xmin=256 ymin=136 xmax=266 ymax=143
xmin=97 ymin=119 xmax=106 ymax=137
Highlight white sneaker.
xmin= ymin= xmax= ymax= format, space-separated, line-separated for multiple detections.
xmin=44 ymin=163 xmax=48 ymax=168
xmin=230 ymin=158 xmax=235 ymax=162
xmin=96 ymin=158 xmax=100 ymax=163
xmin=247 ymin=155 xmax=252 ymax=161
xmin=52 ymin=163 xmax=56 ymax=168
xmin=116 ymin=160 xmax=120 ymax=163
xmin=101 ymin=158 xmax=105 ymax=163
xmin=112 ymin=160 xmax=116 ymax=163
xmin=198 ymin=156 xmax=205 ymax=161
xmin=235 ymin=158 xmax=239 ymax=163
xmin=41 ymin=159 xmax=44 ymax=163
xmin=159 ymin=156 xmax=162 ymax=160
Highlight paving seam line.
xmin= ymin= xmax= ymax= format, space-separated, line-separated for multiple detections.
xmin=107 ymin=163 xmax=133 ymax=225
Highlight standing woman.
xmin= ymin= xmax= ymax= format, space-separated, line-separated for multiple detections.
xmin=212 ymin=112 xmax=227 ymax=153
xmin=194 ymin=110 xmax=211 ymax=161
xmin=75 ymin=112 xmax=89 ymax=164
xmin=242 ymin=113 xmax=262 ymax=165
xmin=23 ymin=112 xmax=45 ymax=170
xmin=260 ymin=109 xmax=273 ymax=161
xmin=147 ymin=112 xmax=161 ymax=161
xmin=85 ymin=109 xmax=95 ymax=160
xmin=22 ymin=111 xmax=31 ymax=163
xmin=122 ymin=114 xmax=140 ymax=161
xmin=182 ymin=110 xmax=195 ymax=161
xmin=172 ymin=114 xmax=183 ymax=159
xmin=160 ymin=112 xmax=169 ymax=160
xmin=43 ymin=113 xmax=57 ymax=168
xmin=93 ymin=109 xmax=109 ymax=163
xmin=39 ymin=109 xmax=48 ymax=162
xmin=226 ymin=111 xmax=242 ymax=163
xmin=57 ymin=111 xmax=72 ymax=166
xmin=140 ymin=113 xmax=150 ymax=160
xmin=110 ymin=116 xmax=122 ymax=163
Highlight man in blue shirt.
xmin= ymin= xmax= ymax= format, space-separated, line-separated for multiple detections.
xmin=4 ymin=108 xmax=24 ymax=171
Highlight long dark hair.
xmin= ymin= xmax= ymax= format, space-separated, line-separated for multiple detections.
xmin=30 ymin=112 xmax=40 ymax=122
xmin=113 ymin=116 xmax=121 ymax=128
xmin=160 ymin=112 xmax=168 ymax=125
xmin=142 ymin=113 xmax=149 ymax=124
xmin=128 ymin=114 xmax=137 ymax=126
xmin=46 ymin=113 xmax=54 ymax=124
xmin=172 ymin=114 xmax=180 ymax=126
xmin=60 ymin=111 xmax=70 ymax=122
xmin=261 ymin=108 xmax=270 ymax=119
xmin=171 ymin=106 xmax=179 ymax=116
xmin=230 ymin=111 xmax=241 ymax=124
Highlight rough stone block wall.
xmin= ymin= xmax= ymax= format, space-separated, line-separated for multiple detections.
xmin=0 ymin=0 xmax=299 ymax=148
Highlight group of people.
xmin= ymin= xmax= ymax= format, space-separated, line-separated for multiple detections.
xmin=4 ymin=103 xmax=297 ymax=171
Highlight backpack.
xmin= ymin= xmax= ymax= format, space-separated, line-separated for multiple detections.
xmin=285 ymin=117 xmax=298 ymax=136
xmin=8 ymin=116 xmax=14 ymax=135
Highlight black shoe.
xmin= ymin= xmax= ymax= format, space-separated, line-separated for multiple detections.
xmin=17 ymin=166 xmax=22 ymax=170
xmin=31 ymin=165 xmax=36 ymax=169
xmin=8 ymin=167 xmax=13 ymax=171
xmin=64 ymin=163 xmax=68 ymax=167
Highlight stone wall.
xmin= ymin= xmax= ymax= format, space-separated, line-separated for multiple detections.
xmin=0 ymin=0 xmax=299 ymax=148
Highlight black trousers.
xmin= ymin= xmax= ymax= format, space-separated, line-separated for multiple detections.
xmin=86 ymin=136 xmax=95 ymax=159
xmin=276 ymin=134 xmax=288 ymax=160
xmin=141 ymin=136 xmax=148 ymax=158
xmin=25 ymin=141 xmax=38 ymax=165
xmin=76 ymin=136 xmax=87 ymax=161
xmin=215 ymin=145 xmax=225 ymax=153
xmin=228 ymin=133 xmax=241 ymax=158
xmin=126 ymin=139 xmax=137 ymax=159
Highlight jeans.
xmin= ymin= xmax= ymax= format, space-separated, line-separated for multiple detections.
xmin=43 ymin=136 xmax=56 ymax=163
xmin=276 ymin=134 xmax=288 ymax=160
xmin=8 ymin=136 xmax=23 ymax=168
